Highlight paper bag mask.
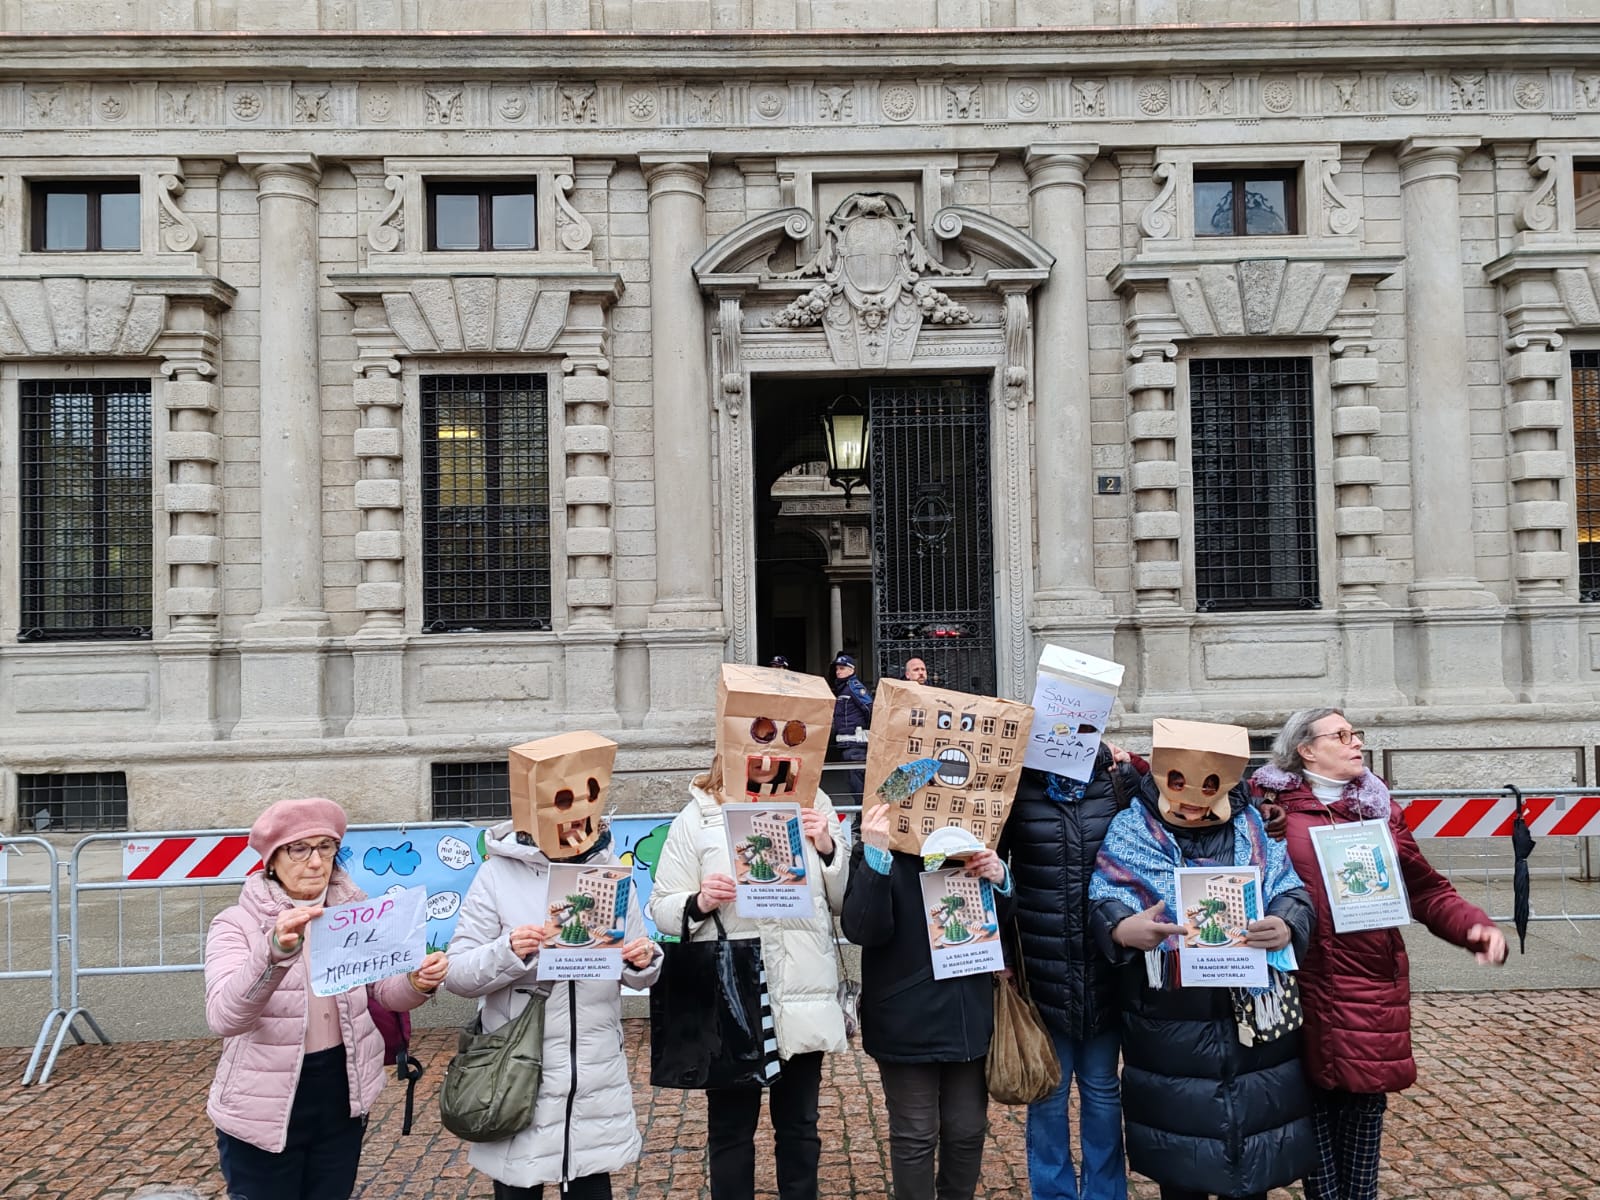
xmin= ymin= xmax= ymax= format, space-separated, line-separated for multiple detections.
xmin=508 ymin=731 xmax=618 ymax=859
xmin=1150 ymin=718 xmax=1250 ymax=828
xmin=864 ymin=678 xmax=1035 ymax=855
xmin=715 ymin=664 xmax=836 ymax=808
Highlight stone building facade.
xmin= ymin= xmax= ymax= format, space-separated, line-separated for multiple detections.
xmin=1 ymin=1 xmax=1598 ymax=830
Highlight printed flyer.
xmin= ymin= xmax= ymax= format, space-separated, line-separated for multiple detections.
xmin=1173 ymin=866 xmax=1269 ymax=988
xmin=536 ymin=862 xmax=630 ymax=981
xmin=1309 ymin=821 xmax=1412 ymax=934
xmin=919 ymin=867 xmax=1005 ymax=981
xmin=721 ymin=801 xmax=815 ymax=919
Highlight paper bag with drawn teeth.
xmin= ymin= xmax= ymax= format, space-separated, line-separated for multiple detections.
xmin=715 ymin=664 xmax=836 ymax=808
xmin=863 ymin=678 xmax=1035 ymax=856
xmin=508 ymin=731 xmax=618 ymax=860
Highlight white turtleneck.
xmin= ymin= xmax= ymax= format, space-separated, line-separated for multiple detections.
xmin=1305 ymin=770 xmax=1347 ymax=806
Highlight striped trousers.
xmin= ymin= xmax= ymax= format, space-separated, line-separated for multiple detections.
xmin=1304 ymin=1088 xmax=1388 ymax=1200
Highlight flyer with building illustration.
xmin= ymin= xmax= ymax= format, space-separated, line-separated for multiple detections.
xmin=1309 ymin=821 xmax=1412 ymax=934
xmin=721 ymin=801 xmax=814 ymax=919
xmin=919 ymin=867 xmax=1004 ymax=981
xmin=1173 ymin=866 xmax=1269 ymax=988
xmin=535 ymin=863 xmax=630 ymax=981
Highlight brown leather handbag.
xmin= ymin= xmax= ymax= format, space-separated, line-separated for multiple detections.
xmin=986 ymin=933 xmax=1062 ymax=1105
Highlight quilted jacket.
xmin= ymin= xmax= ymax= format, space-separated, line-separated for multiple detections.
xmin=648 ymin=779 xmax=851 ymax=1058
xmin=204 ymin=870 xmax=431 ymax=1153
xmin=445 ymin=824 xmax=662 ymax=1188
xmin=1251 ymin=764 xmax=1493 ymax=1094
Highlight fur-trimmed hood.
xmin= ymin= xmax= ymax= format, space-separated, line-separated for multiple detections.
xmin=1250 ymin=763 xmax=1392 ymax=820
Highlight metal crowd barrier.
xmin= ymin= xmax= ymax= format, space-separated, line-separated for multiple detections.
xmin=1393 ymin=787 xmax=1600 ymax=926
xmin=28 ymin=820 xmax=475 ymax=1086
xmin=1 ymin=837 xmax=69 ymax=1084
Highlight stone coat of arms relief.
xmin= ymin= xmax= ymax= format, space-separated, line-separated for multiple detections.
xmin=766 ymin=192 xmax=972 ymax=369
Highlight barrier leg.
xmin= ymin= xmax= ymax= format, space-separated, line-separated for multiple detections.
xmin=21 ymin=1009 xmax=67 ymax=1085
xmin=36 ymin=1006 xmax=110 ymax=1086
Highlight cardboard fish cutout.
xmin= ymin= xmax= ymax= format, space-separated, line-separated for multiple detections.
xmin=1150 ymin=718 xmax=1250 ymax=828
xmin=508 ymin=731 xmax=618 ymax=859
xmin=715 ymin=664 xmax=836 ymax=808
xmin=864 ymin=678 xmax=1034 ymax=855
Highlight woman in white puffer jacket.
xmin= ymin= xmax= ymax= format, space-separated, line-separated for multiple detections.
xmin=648 ymin=771 xmax=850 ymax=1200
xmin=446 ymin=819 xmax=662 ymax=1200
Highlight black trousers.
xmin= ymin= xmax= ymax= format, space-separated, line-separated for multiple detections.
xmin=216 ymin=1046 xmax=365 ymax=1200
xmin=1158 ymin=1189 xmax=1266 ymax=1200
xmin=706 ymin=1050 xmax=824 ymax=1200
xmin=876 ymin=1059 xmax=989 ymax=1200
xmin=493 ymin=1174 xmax=613 ymax=1200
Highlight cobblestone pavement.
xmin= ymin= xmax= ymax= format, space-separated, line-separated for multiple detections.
xmin=2 ymin=989 xmax=1595 ymax=1199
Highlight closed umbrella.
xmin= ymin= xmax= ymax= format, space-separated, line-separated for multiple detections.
xmin=1506 ymin=783 xmax=1535 ymax=954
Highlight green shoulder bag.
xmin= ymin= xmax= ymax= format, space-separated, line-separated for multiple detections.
xmin=439 ymin=986 xmax=548 ymax=1143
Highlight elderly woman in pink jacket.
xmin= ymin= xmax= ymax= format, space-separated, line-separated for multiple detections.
xmin=203 ymin=798 xmax=449 ymax=1200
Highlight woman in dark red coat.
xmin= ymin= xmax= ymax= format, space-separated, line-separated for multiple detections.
xmin=1249 ymin=709 xmax=1507 ymax=1200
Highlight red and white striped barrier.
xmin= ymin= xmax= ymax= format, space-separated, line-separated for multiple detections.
xmin=121 ymin=835 xmax=262 ymax=882
xmin=1400 ymin=794 xmax=1600 ymax=839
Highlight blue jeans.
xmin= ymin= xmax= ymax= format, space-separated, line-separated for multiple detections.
xmin=1025 ymin=1028 xmax=1127 ymax=1200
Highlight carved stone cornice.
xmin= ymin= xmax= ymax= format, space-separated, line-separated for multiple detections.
xmin=1484 ymin=246 xmax=1600 ymax=345
xmin=1109 ymin=254 xmax=1402 ymax=344
xmin=330 ymin=271 xmax=623 ymax=356
xmin=0 ymin=274 xmax=234 ymax=358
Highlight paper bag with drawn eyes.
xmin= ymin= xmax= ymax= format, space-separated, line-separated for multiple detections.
xmin=863 ymin=678 xmax=1035 ymax=855
xmin=1149 ymin=718 xmax=1251 ymax=828
xmin=508 ymin=731 xmax=618 ymax=860
xmin=715 ymin=664 xmax=836 ymax=808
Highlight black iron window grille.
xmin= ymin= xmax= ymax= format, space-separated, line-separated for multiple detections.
xmin=431 ymin=761 xmax=510 ymax=822
xmin=420 ymin=373 xmax=552 ymax=632
xmin=19 ymin=772 xmax=130 ymax=832
xmin=1574 ymin=351 xmax=1600 ymax=601
xmin=19 ymin=379 xmax=154 ymax=641
xmin=30 ymin=180 xmax=141 ymax=252
xmin=1193 ymin=168 xmax=1299 ymax=237
xmin=1190 ymin=357 xmax=1321 ymax=612
xmin=426 ymin=181 xmax=537 ymax=252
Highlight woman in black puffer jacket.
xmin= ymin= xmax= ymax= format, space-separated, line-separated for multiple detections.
xmin=998 ymin=747 xmax=1142 ymax=1200
xmin=843 ymin=804 xmax=1016 ymax=1200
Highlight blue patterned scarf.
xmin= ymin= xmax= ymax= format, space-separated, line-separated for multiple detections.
xmin=1090 ymin=798 xmax=1301 ymax=983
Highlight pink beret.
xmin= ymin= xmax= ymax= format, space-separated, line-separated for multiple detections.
xmin=248 ymin=797 xmax=348 ymax=863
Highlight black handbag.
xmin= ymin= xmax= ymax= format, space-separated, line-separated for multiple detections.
xmin=649 ymin=907 xmax=781 ymax=1090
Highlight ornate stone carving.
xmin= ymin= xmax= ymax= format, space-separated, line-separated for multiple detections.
xmin=157 ymin=173 xmax=201 ymax=253
xmin=627 ymin=90 xmax=657 ymax=120
xmin=946 ymin=83 xmax=980 ymax=119
xmin=1514 ymin=78 xmax=1546 ymax=110
xmin=755 ymin=90 xmax=785 ymax=118
xmin=1013 ymin=86 xmax=1040 ymax=114
xmin=560 ymin=84 xmax=598 ymax=124
xmin=1329 ymin=77 xmax=1361 ymax=112
xmin=1138 ymin=82 xmax=1170 ymax=114
xmin=498 ymin=90 xmax=528 ymax=120
xmin=1516 ymin=155 xmax=1559 ymax=234
xmin=554 ymin=173 xmax=594 ymax=252
xmin=425 ymin=87 xmax=463 ymax=124
xmin=162 ymin=88 xmax=198 ymax=124
xmin=99 ymin=90 xmax=130 ymax=120
xmin=375 ymin=277 xmax=575 ymax=354
xmin=1072 ymin=80 xmax=1106 ymax=117
xmin=1138 ymin=161 xmax=1178 ymax=239
xmin=232 ymin=91 xmax=263 ymax=120
xmin=1450 ymin=73 xmax=1485 ymax=111
xmin=1262 ymin=79 xmax=1295 ymax=113
xmin=294 ymin=89 xmax=332 ymax=123
xmin=1390 ymin=78 xmax=1422 ymax=108
xmin=764 ymin=192 xmax=969 ymax=369
xmin=1197 ymin=78 xmax=1233 ymax=115
xmin=817 ymin=86 xmax=853 ymax=121
xmin=686 ymin=86 xmax=724 ymax=124
xmin=881 ymin=85 xmax=917 ymax=122
xmin=1579 ymin=74 xmax=1600 ymax=108
xmin=717 ymin=295 xmax=744 ymax=414
xmin=1319 ymin=160 xmax=1360 ymax=237
xmin=364 ymin=89 xmax=394 ymax=121
xmin=367 ymin=174 xmax=405 ymax=253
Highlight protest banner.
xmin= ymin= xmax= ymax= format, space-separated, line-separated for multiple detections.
xmin=308 ymin=886 xmax=427 ymax=997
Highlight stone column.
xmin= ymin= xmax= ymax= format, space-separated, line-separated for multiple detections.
xmin=236 ymin=154 xmax=331 ymax=737
xmin=640 ymin=153 xmax=719 ymax=625
xmin=829 ymin=582 xmax=843 ymax=657
xmin=1025 ymin=144 xmax=1107 ymax=617
xmin=1398 ymin=138 xmax=1496 ymax=609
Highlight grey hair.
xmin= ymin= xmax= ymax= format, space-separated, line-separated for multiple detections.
xmin=1270 ymin=707 xmax=1345 ymax=773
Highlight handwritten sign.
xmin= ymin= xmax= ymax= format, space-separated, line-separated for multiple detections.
xmin=1025 ymin=645 xmax=1123 ymax=782
xmin=721 ymin=802 xmax=814 ymax=919
xmin=1173 ymin=866 xmax=1267 ymax=988
xmin=537 ymin=863 xmax=629 ymax=981
xmin=919 ymin=868 xmax=1005 ymax=981
xmin=308 ymin=886 xmax=427 ymax=997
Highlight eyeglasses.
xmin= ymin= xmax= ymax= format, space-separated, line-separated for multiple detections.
xmin=1309 ymin=728 xmax=1365 ymax=746
xmin=283 ymin=839 xmax=340 ymax=863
